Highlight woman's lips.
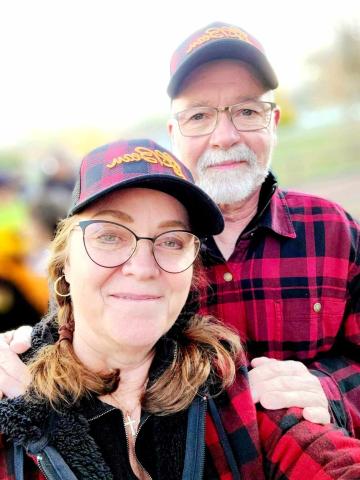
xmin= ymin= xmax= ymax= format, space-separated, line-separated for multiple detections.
xmin=110 ymin=293 xmax=161 ymax=301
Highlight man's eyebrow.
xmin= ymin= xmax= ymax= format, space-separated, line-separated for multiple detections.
xmin=91 ymin=209 xmax=133 ymax=223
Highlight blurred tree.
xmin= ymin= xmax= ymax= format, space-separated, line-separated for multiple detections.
xmin=303 ymin=22 xmax=360 ymax=106
xmin=275 ymin=90 xmax=297 ymax=127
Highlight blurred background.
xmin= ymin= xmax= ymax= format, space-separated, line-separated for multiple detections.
xmin=0 ymin=0 xmax=359 ymax=330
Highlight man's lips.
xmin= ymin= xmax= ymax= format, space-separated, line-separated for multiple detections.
xmin=207 ymin=160 xmax=247 ymax=170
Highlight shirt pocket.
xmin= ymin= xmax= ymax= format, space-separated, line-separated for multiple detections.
xmin=272 ymin=297 xmax=346 ymax=360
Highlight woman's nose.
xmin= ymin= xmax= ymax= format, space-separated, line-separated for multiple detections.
xmin=121 ymin=239 xmax=160 ymax=278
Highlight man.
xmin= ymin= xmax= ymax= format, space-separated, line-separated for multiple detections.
xmin=1 ymin=22 xmax=359 ymax=433
xmin=165 ymin=21 xmax=360 ymax=436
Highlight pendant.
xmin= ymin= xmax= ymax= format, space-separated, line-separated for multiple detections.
xmin=124 ymin=413 xmax=137 ymax=436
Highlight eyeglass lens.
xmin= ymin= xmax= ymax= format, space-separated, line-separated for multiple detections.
xmin=80 ymin=221 xmax=200 ymax=273
xmin=176 ymin=101 xmax=274 ymax=136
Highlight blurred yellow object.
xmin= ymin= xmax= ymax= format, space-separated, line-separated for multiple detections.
xmin=0 ymin=228 xmax=29 ymax=259
xmin=0 ymin=228 xmax=49 ymax=316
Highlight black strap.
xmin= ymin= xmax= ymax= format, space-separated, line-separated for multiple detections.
xmin=13 ymin=444 xmax=24 ymax=480
xmin=182 ymin=396 xmax=207 ymax=479
xmin=208 ymin=397 xmax=241 ymax=480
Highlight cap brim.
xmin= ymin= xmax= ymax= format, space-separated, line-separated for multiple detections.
xmin=168 ymin=39 xmax=278 ymax=97
xmin=69 ymin=175 xmax=224 ymax=238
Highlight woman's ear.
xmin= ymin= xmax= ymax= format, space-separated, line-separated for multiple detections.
xmin=63 ymin=260 xmax=71 ymax=284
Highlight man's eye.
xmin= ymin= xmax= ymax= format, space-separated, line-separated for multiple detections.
xmin=240 ymin=108 xmax=256 ymax=117
xmin=189 ymin=112 xmax=206 ymax=121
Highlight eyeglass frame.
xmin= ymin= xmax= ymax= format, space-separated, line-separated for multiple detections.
xmin=75 ymin=219 xmax=201 ymax=274
xmin=173 ymin=100 xmax=277 ymax=137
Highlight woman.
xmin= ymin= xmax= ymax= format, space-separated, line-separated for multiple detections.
xmin=0 ymin=139 xmax=359 ymax=480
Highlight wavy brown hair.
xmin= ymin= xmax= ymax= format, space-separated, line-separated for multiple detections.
xmin=28 ymin=215 xmax=243 ymax=413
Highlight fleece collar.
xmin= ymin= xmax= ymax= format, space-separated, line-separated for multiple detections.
xmin=0 ymin=394 xmax=114 ymax=479
xmin=0 ymin=311 xmax=193 ymax=479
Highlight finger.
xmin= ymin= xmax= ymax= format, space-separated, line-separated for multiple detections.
xmin=0 ymin=342 xmax=31 ymax=390
xmin=259 ymin=390 xmax=328 ymax=410
xmin=249 ymin=359 xmax=310 ymax=383
xmin=303 ymin=406 xmax=331 ymax=425
xmin=2 ymin=330 xmax=15 ymax=344
xmin=251 ymin=356 xmax=274 ymax=368
xmin=251 ymin=375 xmax=324 ymax=399
xmin=0 ymin=367 xmax=29 ymax=398
xmin=9 ymin=325 xmax=32 ymax=354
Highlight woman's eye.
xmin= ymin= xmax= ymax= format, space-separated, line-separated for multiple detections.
xmin=99 ymin=234 xmax=118 ymax=242
xmin=95 ymin=230 xmax=128 ymax=244
xmin=158 ymin=238 xmax=184 ymax=249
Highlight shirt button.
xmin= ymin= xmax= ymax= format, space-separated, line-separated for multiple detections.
xmin=223 ymin=272 xmax=233 ymax=282
xmin=313 ymin=302 xmax=322 ymax=313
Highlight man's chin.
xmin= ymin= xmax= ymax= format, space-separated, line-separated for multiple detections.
xmin=198 ymin=169 xmax=268 ymax=205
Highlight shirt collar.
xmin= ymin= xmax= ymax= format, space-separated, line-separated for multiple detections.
xmin=255 ymin=172 xmax=296 ymax=239
xmin=202 ymin=172 xmax=296 ymax=261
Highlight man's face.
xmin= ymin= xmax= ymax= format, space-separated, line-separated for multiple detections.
xmin=168 ymin=60 xmax=280 ymax=204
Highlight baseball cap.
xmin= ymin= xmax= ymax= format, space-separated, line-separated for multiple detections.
xmin=168 ymin=21 xmax=278 ymax=97
xmin=68 ymin=138 xmax=224 ymax=238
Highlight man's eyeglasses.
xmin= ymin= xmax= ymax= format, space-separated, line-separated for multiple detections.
xmin=173 ymin=100 xmax=277 ymax=137
xmin=77 ymin=220 xmax=201 ymax=274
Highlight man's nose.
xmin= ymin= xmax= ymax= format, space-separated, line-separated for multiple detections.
xmin=209 ymin=110 xmax=242 ymax=150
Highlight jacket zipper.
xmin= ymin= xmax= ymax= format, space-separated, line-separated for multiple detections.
xmin=134 ymin=415 xmax=152 ymax=479
xmin=122 ymin=411 xmax=152 ymax=480
xmin=199 ymin=397 xmax=207 ymax=479
xmin=37 ymin=452 xmax=54 ymax=480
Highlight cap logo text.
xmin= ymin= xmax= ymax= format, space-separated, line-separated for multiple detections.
xmin=106 ymin=146 xmax=186 ymax=179
xmin=186 ymin=27 xmax=252 ymax=54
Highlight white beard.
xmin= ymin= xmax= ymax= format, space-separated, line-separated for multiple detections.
xmin=196 ymin=144 xmax=270 ymax=204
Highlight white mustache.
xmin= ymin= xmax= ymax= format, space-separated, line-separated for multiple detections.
xmin=197 ymin=144 xmax=257 ymax=171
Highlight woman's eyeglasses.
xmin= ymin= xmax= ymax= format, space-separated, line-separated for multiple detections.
xmin=76 ymin=220 xmax=201 ymax=274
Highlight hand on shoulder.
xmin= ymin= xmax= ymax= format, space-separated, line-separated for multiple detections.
xmin=249 ymin=356 xmax=331 ymax=425
xmin=0 ymin=325 xmax=32 ymax=398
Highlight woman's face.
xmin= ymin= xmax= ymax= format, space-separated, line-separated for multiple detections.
xmin=64 ymin=188 xmax=194 ymax=361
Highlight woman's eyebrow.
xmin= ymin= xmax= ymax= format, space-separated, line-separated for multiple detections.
xmin=91 ymin=209 xmax=133 ymax=223
xmin=158 ymin=220 xmax=189 ymax=229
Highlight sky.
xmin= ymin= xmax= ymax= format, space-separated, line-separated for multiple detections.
xmin=1 ymin=0 xmax=359 ymax=149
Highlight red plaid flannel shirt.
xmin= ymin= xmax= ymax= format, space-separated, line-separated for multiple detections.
xmin=198 ymin=173 xmax=360 ymax=438
xmin=206 ymin=366 xmax=360 ymax=479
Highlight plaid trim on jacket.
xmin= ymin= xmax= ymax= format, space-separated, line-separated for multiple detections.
xmin=197 ymin=173 xmax=360 ymax=438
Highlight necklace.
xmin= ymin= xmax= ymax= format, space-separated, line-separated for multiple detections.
xmin=110 ymin=392 xmax=144 ymax=437
xmin=122 ymin=407 xmax=139 ymax=437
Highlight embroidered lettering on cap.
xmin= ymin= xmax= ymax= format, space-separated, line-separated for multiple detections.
xmin=186 ymin=27 xmax=251 ymax=54
xmin=106 ymin=147 xmax=186 ymax=179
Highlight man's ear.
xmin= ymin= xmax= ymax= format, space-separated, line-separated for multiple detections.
xmin=167 ymin=118 xmax=175 ymax=139
xmin=273 ymin=106 xmax=281 ymax=128
xmin=271 ymin=106 xmax=281 ymax=146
